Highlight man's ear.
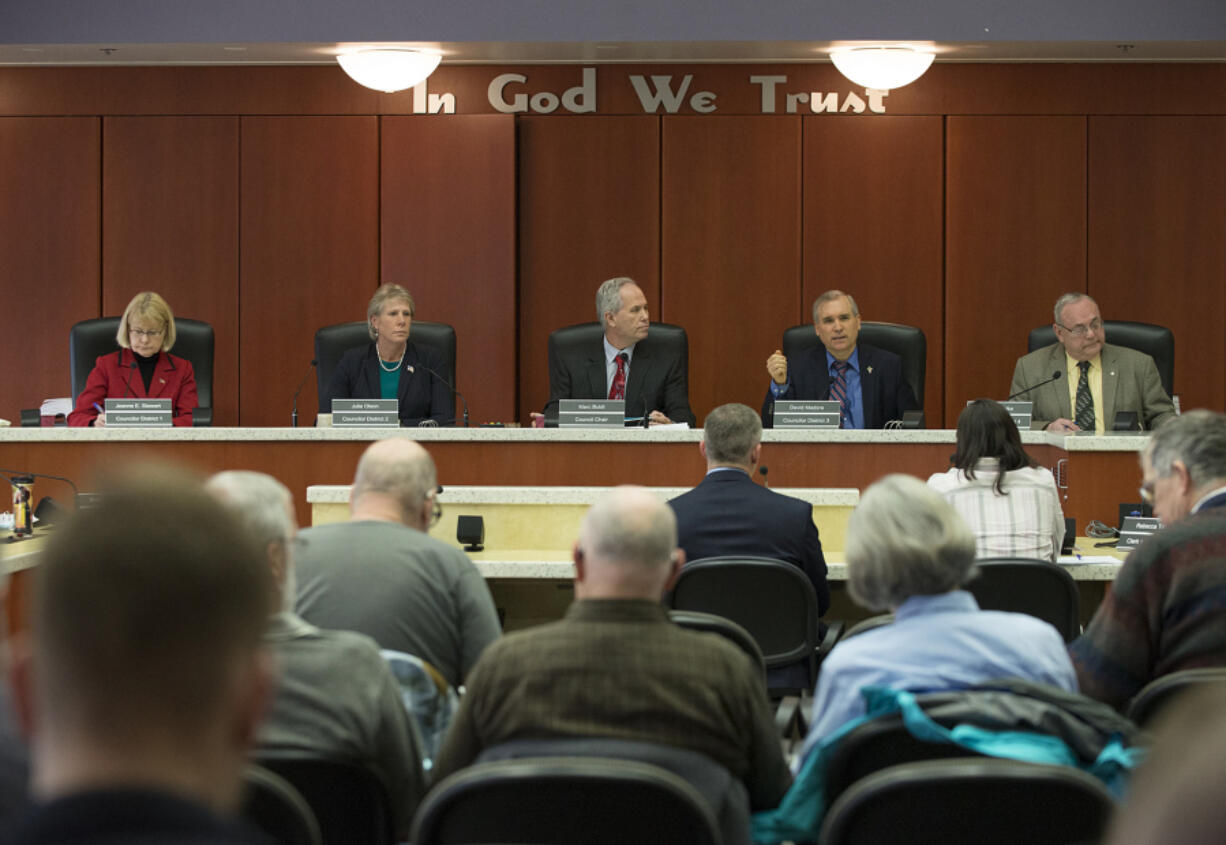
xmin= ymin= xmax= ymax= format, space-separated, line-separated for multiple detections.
xmin=699 ymin=440 xmax=708 ymax=461
xmin=749 ymin=443 xmax=762 ymax=467
xmin=1171 ymin=460 xmax=1193 ymax=495
xmin=572 ymin=543 xmax=586 ymax=583
xmin=661 ymin=549 xmax=685 ymax=593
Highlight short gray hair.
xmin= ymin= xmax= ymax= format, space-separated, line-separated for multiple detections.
xmin=580 ymin=486 xmax=676 ymax=570
xmin=367 ymin=284 xmax=416 ymax=340
xmin=352 ymin=439 xmax=438 ymax=515
xmin=812 ymin=290 xmax=859 ymax=324
xmin=205 ymin=471 xmax=295 ymax=549
xmin=703 ymin=403 xmax=762 ymax=464
xmin=596 ymin=277 xmax=638 ymax=328
xmin=846 ymin=474 xmax=977 ymax=612
xmin=1053 ymin=292 xmax=1097 ymax=326
xmin=1145 ymin=410 xmax=1226 ymax=490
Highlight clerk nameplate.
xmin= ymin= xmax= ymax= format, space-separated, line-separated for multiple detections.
xmin=559 ymin=399 xmax=625 ymax=429
xmin=332 ymin=399 xmax=399 ymax=428
xmin=1118 ymin=515 xmax=1162 ymax=550
xmin=772 ymin=400 xmax=840 ymax=429
xmin=105 ymin=398 xmax=172 ymax=427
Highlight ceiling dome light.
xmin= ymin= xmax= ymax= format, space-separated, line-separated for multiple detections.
xmin=829 ymin=46 xmax=935 ymax=91
xmin=337 ymin=48 xmax=441 ymax=93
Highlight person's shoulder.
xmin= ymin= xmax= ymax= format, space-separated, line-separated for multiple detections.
xmin=926 ymin=467 xmax=959 ymax=490
xmin=338 ymin=342 xmax=373 ymax=364
xmin=1016 ymin=342 xmax=1060 ymax=365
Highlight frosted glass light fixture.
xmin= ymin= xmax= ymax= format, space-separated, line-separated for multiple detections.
xmin=829 ymin=46 xmax=935 ymax=91
xmin=337 ymin=48 xmax=441 ymax=93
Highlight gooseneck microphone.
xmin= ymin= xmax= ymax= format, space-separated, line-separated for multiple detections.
xmin=291 ymin=358 xmax=318 ymax=427
xmin=0 ymin=468 xmax=80 ymax=496
xmin=414 ymin=365 xmax=470 ymax=427
xmin=1007 ymin=370 xmax=1062 ymax=401
xmin=121 ymin=355 xmax=139 ymax=399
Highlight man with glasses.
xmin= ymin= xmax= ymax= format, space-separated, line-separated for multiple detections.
xmin=1009 ymin=292 xmax=1174 ymax=432
xmin=293 ymin=439 xmax=501 ymax=688
xmin=1070 ymin=410 xmax=1226 ymax=709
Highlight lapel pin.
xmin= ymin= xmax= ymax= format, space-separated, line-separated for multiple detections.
xmin=867 ymin=365 xmax=874 ymax=374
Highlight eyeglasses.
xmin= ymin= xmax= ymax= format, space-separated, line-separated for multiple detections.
xmin=1139 ymin=482 xmax=1154 ymax=505
xmin=129 ymin=327 xmax=164 ymax=339
xmin=429 ymin=485 xmax=444 ymax=527
xmin=1056 ymin=319 xmax=1102 ymax=338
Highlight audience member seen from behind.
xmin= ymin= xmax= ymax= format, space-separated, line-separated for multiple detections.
xmin=3 ymin=467 xmax=273 ymax=844
xmin=321 ymin=283 xmax=454 ymax=427
xmin=795 ymin=474 xmax=1077 ymax=764
xmin=927 ymin=399 xmax=1065 ymax=561
xmin=1104 ymin=687 xmax=1226 ymax=845
xmin=1071 ymin=410 xmax=1226 ymax=710
xmin=433 ymin=486 xmax=791 ymax=812
xmin=67 ymin=291 xmax=199 ymax=427
xmin=206 ymin=470 xmax=426 ymax=839
xmin=294 ymin=438 xmax=501 ymax=688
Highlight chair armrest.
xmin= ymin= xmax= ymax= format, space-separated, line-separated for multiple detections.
xmin=818 ymin=620 xmax=845 ymax=660
xmin=19 ymin=409 xmax=41 ymax=427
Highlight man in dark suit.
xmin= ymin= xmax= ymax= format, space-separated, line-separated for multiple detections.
xmin=668 ymin=402 xmax=830 ymax=615
xmin=761 ymin=290 xmax=917 ymax=428
xmin=540 ymin=277 xmax=695 ymax=427
xmin=1009 ymin=292 xmax=1175 ymax=432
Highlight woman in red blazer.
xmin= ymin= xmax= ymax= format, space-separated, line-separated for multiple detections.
xmin=68 ymin=292 xmax=199 ymax=427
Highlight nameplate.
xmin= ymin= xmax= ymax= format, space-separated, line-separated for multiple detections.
xmin=773 ymin=400 xmax=840 ymax=429
xmin=995 ymin=400 xmax=1033 ymax=430
xmin=331 ymin=398 xmax=399 ymax=428
xmin=558 ymin=399 xmax=625 ymax=429
xmin=1118 ymin=515 xmax=1162 ymax=550
xmin=105 ymin=398 xmax=172 ymax=427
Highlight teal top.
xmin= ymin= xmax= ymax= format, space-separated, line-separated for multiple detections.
xmin=379 ymin=365 xmax=400 ymax=399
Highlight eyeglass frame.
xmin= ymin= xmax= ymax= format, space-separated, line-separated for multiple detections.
xmin=129 ymin=327 xmax=165 ymax=339
xmin=429 ymin=484 xmax=443 ymax=527
xmin=1055 ymin=318 xmax=1103 ymax=338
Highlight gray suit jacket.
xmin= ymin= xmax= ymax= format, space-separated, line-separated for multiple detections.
xmin=1009 ymin=342 xmax=1175 ymax=431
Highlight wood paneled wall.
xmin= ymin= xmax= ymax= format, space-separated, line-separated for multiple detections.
xmin=2 ymin=64 xmax=1225 ymax=432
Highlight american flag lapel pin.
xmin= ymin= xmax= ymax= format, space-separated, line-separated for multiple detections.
xmin=867 ymin=366 xmax=873 ymax=374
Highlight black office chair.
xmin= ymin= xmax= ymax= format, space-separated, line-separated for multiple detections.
xmin=665 ymin=556 xmax=830 ymax=696
xmin=411 ymin=757 xmax=723 ymax=845
xmin=820 ymin=758 xmax=1116 ymax=845
xmin=474 ymin=738 xmax=750 ymax=845
xmin=1027 ymin=320 xmax=1174 ymax=397
xmin=314 ymin=320 xmax=458 ymax=415
xmin=69 ymin=316 xmax=215 ymax=426
xmin=782 ymin=320 xmax=926 ymax=407
xmin=668 ymin=609 xmax=767 ymax=685
xmin=1125 ymin=667 xmax=1226 ymax=728
xmin=841 ymin=613 xmax=896 ymax=640
xmin=255 ymin=754 xmax=396 ymax=845
xmin=966 ymin=557 xmax=1081 ymax=642
xmin=240 ymin=764 xmax=322 ymax=845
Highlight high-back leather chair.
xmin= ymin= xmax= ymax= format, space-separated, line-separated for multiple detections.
xmin=69 ymin=316 xmax=215 ymax=426
xmin=314 ymin=320 xmax=457 ymax=414
xmin=967 ymin=557 xmax=1081 ymax=643
xmin=240 ymin=764 xmax=322 ymax=845
xmin=1027 ymin=320 xmax=1174 ymax=396
xmin=256 ymin=754 xmax=396 ymax=845
xmin=783 ymin=321 xmax=926 ymax=407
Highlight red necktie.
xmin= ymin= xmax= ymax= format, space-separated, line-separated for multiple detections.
xmin=609 ymin=353 xmax=627 ymax=400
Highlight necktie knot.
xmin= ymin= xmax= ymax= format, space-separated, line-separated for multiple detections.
xmin=832 ymin=360 xmax=849 ymax=376
xmin=1078 ymin=360 xmax=1091 ymax=374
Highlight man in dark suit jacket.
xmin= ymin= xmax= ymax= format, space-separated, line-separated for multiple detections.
xmin=761 ymin=290 xmax=917 ymax=428
xmin=540 ymin=277 xmax=695 ymax=427
xmin=668 ymin=403 xmax=830 ymax=616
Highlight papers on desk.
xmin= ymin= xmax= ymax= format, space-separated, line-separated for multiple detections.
xmin=1059 ymin=553 xmax=1122 ymax=565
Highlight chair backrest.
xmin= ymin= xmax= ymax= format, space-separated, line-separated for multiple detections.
xmin=380 ymin=649 xmax=458 ymax=773
xmin=966 ymin=558 xmax=1081 ymax=642
xmin=240 ymin=764 xmax=322 ymax=845
xmin=1027 ymin=320 xmax=1174 ymax=396
xmin=411 ymin=756 xmax=723 ymax=845
xmin=475 ymin=737 xmax=751 ymax=845
xmin=666 ymin=556 xmax=820 ymax=682
xmin=842 ymin=613 xmax=896 ymax=640
xmin=1125 ymin=667 xmax=1226 ymax=727
xmin=69 ymin=316 xmax=215 ymax=425
xmin=782 ymin=321 xmax=926 ymax=406
xmin=256 ymin=754 xmax=395 ymax=845
xmin=820 ymin=758 xmax=1116 ymax=845
xmin=314 ymin=320 xmax=458 ymax=409
xmin=668 ymin=609 xmax=767 ymax=685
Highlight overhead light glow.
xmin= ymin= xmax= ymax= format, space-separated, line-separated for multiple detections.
xmin=829 ymin=46 xmax=935 ymax=91
xmin=337 ymin=48 xmax=441 ymax=93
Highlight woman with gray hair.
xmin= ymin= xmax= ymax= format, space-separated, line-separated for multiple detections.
xmin=323 ymin=283 xmax=454 ymax=426
xmin=794 ymin=474 xmax=1077 ymax=759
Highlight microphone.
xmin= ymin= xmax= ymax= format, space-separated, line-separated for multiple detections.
xmin=758 ymin=466 xmax=769 ymax=488
xmin=1007 ymin=370 xmax=1062 ymax=401
xmin=291 ymin=358 xmax=318 ymax=427
xmin=410 ymin=364 xmax=469 ymax=427
xmin=0 ymin=468 xmax=80 ymax=496
xmin=122 ymin=355 xmax=138 ymax=399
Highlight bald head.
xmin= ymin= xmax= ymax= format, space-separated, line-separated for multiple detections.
xmin=574 ymin=486 xmax=683 ymax=600
xmin=350 ymin=439 xmax=439 ymax=529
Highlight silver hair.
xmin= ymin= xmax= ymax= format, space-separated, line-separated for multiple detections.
xmin=845 ymin=474 xmax=978 ymax=612
xmin=703 ymin=403 xmax=762 ymax=465
xmin=1144 ymin=410 xmax=1226 ymax=490
xmin=580 ymin=486 xmax=676 ymax=570
xmin=1053 ymin=292 xmax=1098 ymax=326
xmin=596 ymin=277 xmax=638 ymax=328
xmin=812 ymin=290 xmax=859 ymax=324
xmin=352 ymin=441 xmax=438 ymax=515
xmin=367 ymin=283 xmax=416 ymax=340
xmin=205 ymin=470 xmax=297 ymax=610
